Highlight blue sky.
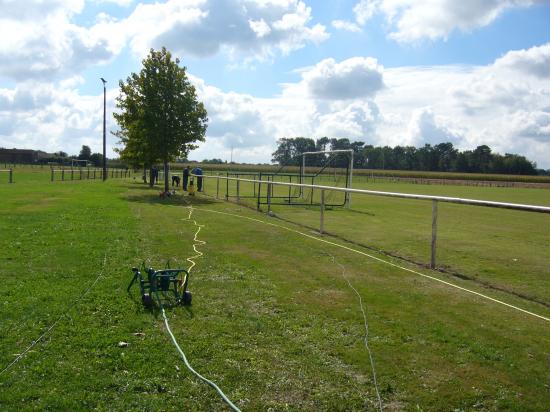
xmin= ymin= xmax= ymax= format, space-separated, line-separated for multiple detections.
xmin=1 ymin=0 xmax=550 ymax=167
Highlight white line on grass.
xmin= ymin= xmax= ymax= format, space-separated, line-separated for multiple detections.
xmin=327 ymin=253 xmax=383 ymax=412
xmin=196 ymin=208 xmax=550 ymax=323
xmin=0 ymin=253 xmax=108 ymax=376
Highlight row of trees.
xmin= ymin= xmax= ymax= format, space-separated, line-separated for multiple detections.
xmin=272 ymin=137 xmax=539 ymax=175
xmin=39 ymin=146 xmax=104 ymax=166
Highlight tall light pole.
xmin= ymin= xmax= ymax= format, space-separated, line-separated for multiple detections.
xmin=100 ymin=77 xmax=107 ymax=181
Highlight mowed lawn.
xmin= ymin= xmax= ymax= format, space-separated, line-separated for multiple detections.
xmin=220 ymin=175 xmax=550 ymax=305
xmin=0 ymin=171 xmax=549 ymax=410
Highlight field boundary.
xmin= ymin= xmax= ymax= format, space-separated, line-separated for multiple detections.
xmin=194 ymin=207 xmax=549 ymax=322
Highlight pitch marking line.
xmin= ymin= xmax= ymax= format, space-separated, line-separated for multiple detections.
xmin=197 ymin=207 xmax=550 ymax=323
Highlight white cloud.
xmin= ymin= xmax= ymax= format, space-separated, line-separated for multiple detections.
xmin=374 ymin=47 xmax=550 ymax=166
xmin=331 ymin=19 xmax=362 ymax=33
xmin=508 ymin=110 xmax=550 ymax=142
xmin=0 ymin=0 xmax=121 ymax=81
xmin=404 ymin=107 xmax=464 ymax=146
xmin=353 ymin=0 xmax=378 ymax=25
xmin=190 ymin=75 xmax=275 ymax=149
xmin=299 ymin=57 xmax=384 ymax=100
xmin=316 ymin=101 xmax=379 ymax=139
xmin=351 ymin=0 xmax=544 ymax=43
xmin=249 ymin=18 xmax=272 ymax=38
xmin=0 ymin=79 xmax=117 ymax=156
xmin=121 ymin=0 xmax=329 ymax=60
xmin=92 ymin=0 xmax=133 ymax=6
xmin=0 ymin=0 xmax=328 ymax=82
xmin=494 ymin=43 xmax=550 ymax=78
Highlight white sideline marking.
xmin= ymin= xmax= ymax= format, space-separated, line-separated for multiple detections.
xmin=328 ymin=254 xmax=383 ymax=411
xmin=197 ymin=207 xmax=550 ymax=323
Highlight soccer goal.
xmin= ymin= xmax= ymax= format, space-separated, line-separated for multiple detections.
xmin=299 ymin=149 xmax=354 ymax=207
xmin=248 ymin=149 xmax=353 ymax=209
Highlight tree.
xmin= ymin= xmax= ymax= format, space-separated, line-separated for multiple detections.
xmin=114 ymin=47 xmax=208 ymax=190
xmin=78 ymin=145 xmax=92 ymax=161
xmin=89 ymin=153 xmax=104 ymax=167
xmin=271 ymin=137 xmax=315 ymax=166
xmin=472 ymin=145 xmax=492 ymax=173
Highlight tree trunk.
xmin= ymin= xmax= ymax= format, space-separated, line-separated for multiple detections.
xmin=164 ymin=161 xmax=169 ymax=192
xmin=149 ymin=166 xmax=154 ymax=187
xmin=143 ymin=165 xmax=147 ymax=184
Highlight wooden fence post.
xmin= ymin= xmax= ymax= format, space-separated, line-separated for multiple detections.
xmin=320 ymin=189 xmax=325 ymax=234
xmin=431 ymin=200 xmax=438 ymax=269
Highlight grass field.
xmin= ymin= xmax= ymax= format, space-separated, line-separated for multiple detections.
xmin=1 ymin=169 xmax=549 ymax=411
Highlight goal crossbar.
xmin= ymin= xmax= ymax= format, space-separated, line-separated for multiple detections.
xmin=301 ymin=149 xmax=353 ymax=207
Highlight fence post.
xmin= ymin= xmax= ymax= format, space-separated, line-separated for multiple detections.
xmin=431 ymin=200 xmax=438 ymax=269
xmin=267 ymin=182 xmax=272 ymax=213
xmin=320 ymin=189 xmax=325 ymax=234
xmin=80 ymin=169 xmax=83 ymax=180
xmin=8 ymin=168 xmax=13 ymax=183
xmin=236 ymin=178 xmax=240 ymax=202
xmin=288 ymin=175 xmax=292 ymax=203
xmin=257 ymin=173 xmax=262 ymax=211
xmin=87 ymin=168 xmax=90 ymax=179
xmin=216 ymin=174 xmax=220 ymax=199
xmin=62 ymin=169 xmax=65 ymax=181
xmin=225 ymin=173 xmax=229 ymax=200
xmin=51 ymin=168 xmax=54 ymax=182
xmin=71 ymin=169 xmax=74 ymax=180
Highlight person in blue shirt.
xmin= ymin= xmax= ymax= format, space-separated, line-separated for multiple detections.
xmin=192 ymin=166 xmax=203 ymax=192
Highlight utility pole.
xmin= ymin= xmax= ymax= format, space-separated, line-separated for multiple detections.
xmin=100 ymin=77 xmax=107 ymax=181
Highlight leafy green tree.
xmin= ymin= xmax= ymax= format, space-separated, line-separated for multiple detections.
xmin=89 ymin=152 xmax=104 ymax=167
xmin=78 ymin=145 xmax=92 ymax=161
xmin=114 ymin=47 xmax=208 ymax=190
xmin=271 ymin=137 xmax=315 ymax=165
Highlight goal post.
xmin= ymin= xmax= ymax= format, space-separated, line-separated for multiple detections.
xmin=301 ymin=149 xmax=354 ymax=208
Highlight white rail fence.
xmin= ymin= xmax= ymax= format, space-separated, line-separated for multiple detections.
xmin=196 ymin=173 xmax=550 ymax=269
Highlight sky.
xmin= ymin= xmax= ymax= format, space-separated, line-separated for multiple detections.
xmin=1 ymin=0 xmax=550 ymax=168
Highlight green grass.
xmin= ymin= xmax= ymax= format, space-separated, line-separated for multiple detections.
xmin=219 ymin=175 xmax=550 ymax=305
xmin=0 ymin=171 xmax=549 ymax=410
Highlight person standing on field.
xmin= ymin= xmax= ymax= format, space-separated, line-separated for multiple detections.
xmin=192 ymin=166 xmax=203 ymax=192
xmin=183 ymin=165 xmax=190 ymax=191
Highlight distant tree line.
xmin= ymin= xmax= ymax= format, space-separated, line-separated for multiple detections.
xmin=272 ymin=137 xmax=540 ymax=175
xmin=38 ymin=145 xmax=105 ymax=166
xmin=202 ymin=158 xmax=225 ymax=164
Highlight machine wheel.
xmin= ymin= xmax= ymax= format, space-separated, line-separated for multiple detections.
xmin=182 ymin=291 xmax=192 ymax=306
xmin=142 ymin=293 xmax=153 ymax=307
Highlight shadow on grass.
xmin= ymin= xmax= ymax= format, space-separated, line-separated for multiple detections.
xmin=125 ymin=189 xmax=218 ymax=208
xmin=126 ymin=290 xmax=194 ymax=319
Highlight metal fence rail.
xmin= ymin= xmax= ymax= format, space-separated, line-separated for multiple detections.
xmin=50 ymin=168 xmax=131 ymax=182
xmin=196 ymin=173 xmax=550 ymax=269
